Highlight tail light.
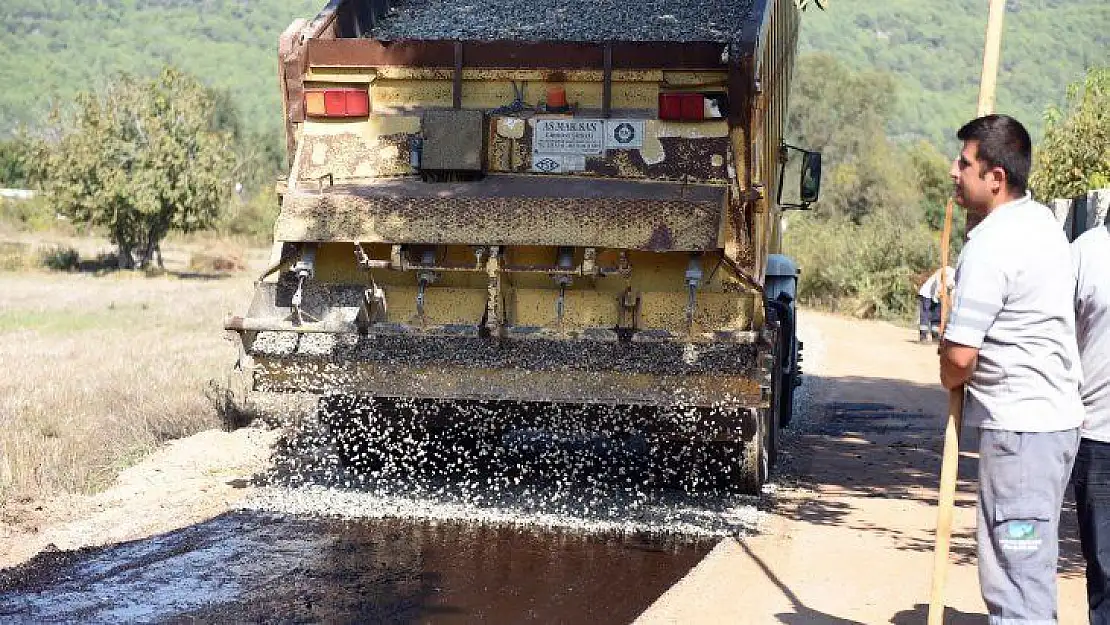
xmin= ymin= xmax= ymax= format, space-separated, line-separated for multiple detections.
xmin=659 ymin=93 xmax=725 ymax=121
xmin=681 ymin=94 xmax=705 ymax=120
xmin=659 ymin=93 xmax=683 ymax=120
xmin=304 ymin=88 xmax=370 ymax=118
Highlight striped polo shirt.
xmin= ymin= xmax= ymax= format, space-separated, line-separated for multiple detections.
xmin=944 ymin=193 xmax=1084 ymax=432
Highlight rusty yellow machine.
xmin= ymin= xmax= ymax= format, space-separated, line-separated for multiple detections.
xmin=225 ymin=0 xmax=822 ymax=492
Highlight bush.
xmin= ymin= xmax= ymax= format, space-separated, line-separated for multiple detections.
xmin=40 ymin=245 xmax=80 ymax=271
xmin=0 ymin=197 xmax=55 ymax=231
xmin=188 ymin=243 xmax=247 ymax=274
xmin=0 ymin=241 xmax=33 ymax=271
xmin=784 ymin=208 xmax=941 ymax=320
xmin=220 ymin=187 xmax=279 ymax=243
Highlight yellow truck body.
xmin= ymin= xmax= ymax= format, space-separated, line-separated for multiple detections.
xmin=227 ymin=0 xmax=820 ymax=492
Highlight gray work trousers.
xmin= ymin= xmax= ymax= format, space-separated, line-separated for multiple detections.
xmin=978 ymin=427 xmax=1080 ymax=624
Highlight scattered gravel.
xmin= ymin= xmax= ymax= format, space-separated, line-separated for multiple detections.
xmin=235 ymin=311 xmax=829 ymax=539
xmin=240 ymin=396 xmax=770 ymax=538
xmin=370 ymin=0 xmax=758 ymax=43
xmin=242 ymin=485 xmax=766 ymax=538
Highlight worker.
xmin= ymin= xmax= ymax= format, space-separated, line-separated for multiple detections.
xmin=938 ymin=114 xmax=1083 ymax=624
xmin=1071 ymin=221 xmax=1110 ymax=625
xmin=917 ymin=265 xmax=955 ymax=343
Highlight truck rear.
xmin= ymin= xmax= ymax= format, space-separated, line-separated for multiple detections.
xmin=226 ymin=0 xmax=821 ymax=493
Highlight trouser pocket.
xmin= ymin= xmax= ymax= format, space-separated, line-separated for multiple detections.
xmin=992 ymin=500 xmax=1052 ymax=570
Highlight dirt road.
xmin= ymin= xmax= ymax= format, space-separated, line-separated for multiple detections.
xmin=0 ymin=310 xmax=1087 ymax=623
xmin=638 ymin=310 xmax=1086 ymax=624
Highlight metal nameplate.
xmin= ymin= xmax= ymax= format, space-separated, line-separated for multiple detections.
xmin=532 ymin=119 xmax=605 ymax=156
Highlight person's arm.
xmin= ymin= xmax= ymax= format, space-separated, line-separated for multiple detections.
xmin=940 ymin=341 xmax=978 ymax=390
xmin=939 ymin=248 xmax=1006 ymax=389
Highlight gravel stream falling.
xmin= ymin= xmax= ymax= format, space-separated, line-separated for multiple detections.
xmin=239 ymin=318 xmax=826 ymax=538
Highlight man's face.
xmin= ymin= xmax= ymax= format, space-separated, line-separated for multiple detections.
xmin=950 ymin=140 xmax=1003 ymax=213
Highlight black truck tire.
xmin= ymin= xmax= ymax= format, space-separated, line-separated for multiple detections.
xmin=765 ymin=277 xmax=798 ymax=429
xmin=737 ymin=408 xmax=770 ymax=494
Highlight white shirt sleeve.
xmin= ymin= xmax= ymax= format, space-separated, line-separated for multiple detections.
xmin=919 ymin=270 xmax=939 ymax=299
xmin=944 ymin=249 xmax=1007 ymax=349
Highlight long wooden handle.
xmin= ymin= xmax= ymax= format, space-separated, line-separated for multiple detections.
xmin=928 ymin=194 xmax=963 ymax=625
xmin=927 ymin=387 xmax=965 ymax=625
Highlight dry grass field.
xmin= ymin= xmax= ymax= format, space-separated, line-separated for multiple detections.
xmin=0 ymin=233 xmax=265 ymax=502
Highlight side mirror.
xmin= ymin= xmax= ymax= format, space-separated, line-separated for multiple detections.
xmin=778 ymin=144 xmax=822 ymax=210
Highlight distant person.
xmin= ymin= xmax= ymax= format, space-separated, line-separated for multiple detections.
xmin=938 ymin=114 xmax=1082 ymax=624
xmin=917 ymin=265 xmax=955 ymax=343
xmin=1071 ymin=222 xmax=1110 ymax=625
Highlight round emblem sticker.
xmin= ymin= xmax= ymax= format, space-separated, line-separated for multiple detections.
xmin=613 ymin=123 xmax=636 ymax=144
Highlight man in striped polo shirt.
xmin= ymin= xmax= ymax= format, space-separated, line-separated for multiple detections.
xmin=939 ymin=114 xmax=1083 ymax=624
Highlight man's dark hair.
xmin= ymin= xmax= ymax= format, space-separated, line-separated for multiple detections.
xmin=956 ymin=114 xmax=1032 ymax=195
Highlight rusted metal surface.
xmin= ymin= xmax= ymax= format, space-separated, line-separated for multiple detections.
xmin=756 ymin=0 xmax=801 ymax=258
xmin=421 ymin=109 xmax=484 ymax=171
xmin=237 ymin=262 xmax=759 ymax=339
xmin=251 ymin=356 xmax=764 ymax=418
xmin=279 ymin=20 xmax=310 ymax=160
xmin=587 ymin=137 xmax=731 ymax=181
xmin=297 ymin=131 xmax=414 ymax=181
xmin=486 ymin=118 xmax=731 ymax=183
xmin=274 ymin=176 xmax=725 ymax=251
xmin=306 ymin=39 xmax=731 ymax=71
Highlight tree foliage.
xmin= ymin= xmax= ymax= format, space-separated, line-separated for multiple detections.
xmin=0 ymin=0 xmax=318 ymax=136
xmin=787 ymin=53 xmax=920 ymax=224
xmin=1030 ymin=66 xmax=1110 ymax=202
xmin=0 ymin=133 xmax=39 ymax=188
xmin=798 ymin=0 xmax=1109 ymax=146
xmin=45 ymin=67 xmax=234 ymax=269
xmin=785 ymin=53 xmax=955 ymax=317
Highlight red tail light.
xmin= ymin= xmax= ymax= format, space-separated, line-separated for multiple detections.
xmin=304 ymin=88 xmax=370 ymax=118
xmin=680 ymin=94 xmax=705 ymax=121
xmin=659 ymin=93 xmax=682 ymax=120
xmin=658 ymin=93 xmax=706 ymax=121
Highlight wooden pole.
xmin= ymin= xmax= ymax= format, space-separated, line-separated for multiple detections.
xmin=976 ymin=0 xmax=1008 ymax=117
xmin=929 ymin=3 xmax=1006 ymax=621
xmin=928 ymin=198 xmax=962 ymax=625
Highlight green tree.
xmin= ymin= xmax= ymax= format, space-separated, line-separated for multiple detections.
xmin=45 ymin=67 xmax=234 ymax=269
xmin=787 ymin=53 xmax=921 ymax=224
xmin=784 ymin=53 xmax=955 ymax=317
xmin=1030 ymin=67 xmax=1110 ymax=202
xmin=787 ymin=53 xmax=899 ymax=167
xmin=0 ymin=132 xmax=40 ymax=188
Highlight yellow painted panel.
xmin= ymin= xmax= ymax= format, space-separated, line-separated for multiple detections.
xmin=368 ymin=78 xmax=660 ymax=111
xmin=508 ymin=288 xmax=621 ymax=329
xmin=300 ymin=114 xmax=420 ymax=137
xmin=305 ymin=69 xmax=378 ymax=83
xmin=372 ymin=79 xmax=453 ymax=108
xmin=296 ymin=114 xmax=420 ymax=181
xmin=386 ymin=285 xmax=489 ymax=325
xmin=638 ymin=291 xmax=753 ymax=333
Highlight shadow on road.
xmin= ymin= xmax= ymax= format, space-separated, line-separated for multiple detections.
xmin=780 ymin=373 xmax=1084 ymax=577
xmin=889 ymin=603 xmax=983 ymax=625
xmin=737 ymin=540 xmax=865 ymax=624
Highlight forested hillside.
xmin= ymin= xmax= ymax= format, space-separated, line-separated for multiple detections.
xmin=798 ymin=0 xmax=1109 ymax=144
xmin=0 ymin=0 xmax=317 ymax=135
xmin=1 ymin=0 xmax=1106 ymax=140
